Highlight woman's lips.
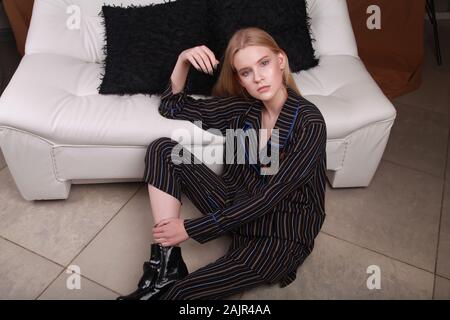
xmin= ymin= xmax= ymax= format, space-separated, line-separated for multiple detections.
xmin=258 ymin=86 xmax=270 ymax=92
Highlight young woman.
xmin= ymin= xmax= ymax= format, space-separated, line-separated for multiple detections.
xmin=118 ymin=27 xmax=327 ymax=300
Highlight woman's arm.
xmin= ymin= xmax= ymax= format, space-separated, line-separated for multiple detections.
xmin=169 ymin=51 xmax=191 ymax=95
xmin=159 ymin=47 xmax=250 ymax=136
xmin=183 ymin=108 xmax=327 ymax=244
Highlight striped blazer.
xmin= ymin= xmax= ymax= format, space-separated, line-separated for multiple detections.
xmin=158 ymin=78 xmax=327 ymax=255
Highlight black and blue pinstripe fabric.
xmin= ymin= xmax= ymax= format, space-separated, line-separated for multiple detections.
xmin=142 ymin=78 xmax=327 ymax=299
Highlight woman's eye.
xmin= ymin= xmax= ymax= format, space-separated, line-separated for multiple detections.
xmin=241 ymin=61 xmax=268 ymax=77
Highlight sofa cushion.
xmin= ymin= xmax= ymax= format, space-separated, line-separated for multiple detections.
xmin=207 ymin=0 xmax=319 ymax=73
xmin=98 ymin=0 xmax=209 ymax=96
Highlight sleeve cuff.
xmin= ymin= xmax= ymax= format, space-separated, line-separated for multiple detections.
xmin=160 ymin=77 xmax=190 ymax=101
xmin=159 ymin=78 xmax=190 ymax=117
xmin=184 ymin=211 xmax=225 ymax=244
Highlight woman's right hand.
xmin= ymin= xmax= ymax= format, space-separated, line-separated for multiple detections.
xmin=180 ymin=45 xmax=220 ymax=75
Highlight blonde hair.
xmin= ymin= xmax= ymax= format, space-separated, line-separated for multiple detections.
xmin=211 ymin=27 xmax=301 ymax=99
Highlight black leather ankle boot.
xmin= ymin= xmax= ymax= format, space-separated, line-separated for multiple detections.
xmin=140 ymin=245 xmax=189 ymax=300
xmin=116 ymin=243 xmax=161 ymax=300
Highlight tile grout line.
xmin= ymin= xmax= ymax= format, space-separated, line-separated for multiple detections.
xmin=319 ymin=230 xmax=448 ymax=281
xmin=77 ymin=274 xmax=123 ymax=297
xmin=34 ymin=182 xmax=145 ymax=300
xmin=384 ymin=98 xmax=450 ymax=179
xmin=34 ymin=182 xmax=144 ymax=299
xmin=380 ymin=158 xmax=447 ymax=180
xmin=34 ymin=261 xmax=122 ymax=300
xmin=0 ymin=235 xmax=67 ymax=269
xmin=41 ymin=273 xmax=123 ymax=299
xmin=391 ymin=99 xmax=450 ymax=119
xmin=432 ymin=124 xmax=450 ymax=299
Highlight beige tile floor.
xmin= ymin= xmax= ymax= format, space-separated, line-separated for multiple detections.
xmin=0 ymin=21 xmax=449 ymax=300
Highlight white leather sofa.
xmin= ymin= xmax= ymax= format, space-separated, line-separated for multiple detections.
xmin=0 ymin=0 xmax=397 ymax=201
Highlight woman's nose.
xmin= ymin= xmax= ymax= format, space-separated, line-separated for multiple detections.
xmin=253 ymin=71 xmax=263 ymax=82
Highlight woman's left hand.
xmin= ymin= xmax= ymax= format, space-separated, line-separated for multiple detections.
xmin=153 ymin=218 xmax=189 ymax=247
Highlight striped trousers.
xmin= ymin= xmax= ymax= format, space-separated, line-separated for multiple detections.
xmin=142 ymin=137 xmax=271 ymax=299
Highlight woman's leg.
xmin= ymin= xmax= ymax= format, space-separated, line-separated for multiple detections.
xmin=143 ymin=137 xmax=231 ymax=225
xmin=159 ymin=255 xmax=267 ymax=300
xmin=148 ymin=184 xmax=181 ymax=225
xmin=119 ymin=137 xmax=232 ymax=300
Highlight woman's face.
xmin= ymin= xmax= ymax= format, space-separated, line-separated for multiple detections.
xmin=233 ymin=45 xmax=286 ymax=101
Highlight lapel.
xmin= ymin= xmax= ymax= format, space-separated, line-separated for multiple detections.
xmin=256 ymin=87 xmax=301 ymax=151
xmin=239 ymin=87 xmax=301 ymax=174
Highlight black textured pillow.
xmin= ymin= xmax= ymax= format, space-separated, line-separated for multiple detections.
xmin=98 ymin=1 xmax=212 ymax=96
xmin=208 ymin=0 xmax=318 ymax=73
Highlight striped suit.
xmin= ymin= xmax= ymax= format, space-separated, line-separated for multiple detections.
xmin=142 ymin=78 xmax=327 ymax=299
